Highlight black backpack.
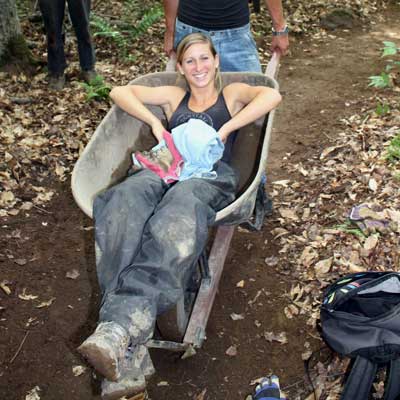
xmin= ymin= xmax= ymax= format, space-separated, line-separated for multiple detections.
xmin=320 ymin=271 xmax=400 ymax=400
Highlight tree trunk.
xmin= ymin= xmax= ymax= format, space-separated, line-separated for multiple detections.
xmin=0 ymin=0 xmax=33 ymax=67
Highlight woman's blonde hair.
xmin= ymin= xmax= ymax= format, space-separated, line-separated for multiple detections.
xmin=176 ymin=32 xmax=222 ymax=92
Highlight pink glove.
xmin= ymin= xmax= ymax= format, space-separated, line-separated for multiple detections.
xmin=134 ymin=131 xmax=184 ymax=184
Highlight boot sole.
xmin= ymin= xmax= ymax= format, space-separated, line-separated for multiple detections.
xmin=78 ymin=342 xmax=119 ymax=382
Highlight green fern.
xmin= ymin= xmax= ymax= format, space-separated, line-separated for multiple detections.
xmin=129 ymin=6 xmax=163 ymax=38
xmin=90 ymin=14 xmax=127 ymax=49
xmin=90 ymin=5 xmax=162 ymax=61
xmin=386 ymin=134 xmax=400 ymax=163
xmin=335 ymin=221 xmax=366 ymax=238
xmin=81 ymin=75 xmax=111 ymax=102
xmin=368 ymin=41 xmax=400 ymax=88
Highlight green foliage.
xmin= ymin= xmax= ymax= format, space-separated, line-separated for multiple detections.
xmin=90 ymin=4 xmax=162 ymax=61
xmin=126 ymin=5 xmax=163 ymax=38
xmin=91 ymin=14 xmax=127 ymax=48
xmin=382 ymin=41 xmax=398 ymax=57
xmin=375 ymin=102 xmax=390 ymax=116
xmin=386 ymin=134 xmax=400 ymax=163
xmin=368 ymin=41 xmax=400 ymax=88
xmin=335 ymin=221 xmax=366 ymax=238
xmin=81 ymin=75 xmax=111 ymax=102
xmin=368 ymin=72 xmax=391 ymax=88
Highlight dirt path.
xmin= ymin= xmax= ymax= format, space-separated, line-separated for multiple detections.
xmin=1 ymin=5 xmax=399 ymax=400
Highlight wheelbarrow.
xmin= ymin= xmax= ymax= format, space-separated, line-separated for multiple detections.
xmin=71 ymin=53 xmax=280 ymax=391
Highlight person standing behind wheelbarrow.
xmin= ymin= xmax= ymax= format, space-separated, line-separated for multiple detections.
xmin=163 ymin=0 xmax=289 ymax=73
xmin=38 ymin=0 xmax=97 ymax=91
xmin=163 ymin=0 xmax=288 ymax=230
xmin=77 ymin=32 xmax=281 ymax=397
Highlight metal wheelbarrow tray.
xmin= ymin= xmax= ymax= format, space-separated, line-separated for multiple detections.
xmin=71 ymin=69 xmax=279 ymax=354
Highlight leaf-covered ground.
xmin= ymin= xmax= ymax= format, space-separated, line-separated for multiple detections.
xmin=1 ymin=1 xmax=400 ymax=399
xmin=0 ymin=0 xmax=390 ymax=217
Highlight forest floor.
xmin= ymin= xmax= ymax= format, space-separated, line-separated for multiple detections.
xmin=1 ymin=2 xmax=400 ymax=400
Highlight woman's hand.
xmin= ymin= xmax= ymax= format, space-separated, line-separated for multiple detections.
xmin=218 ymin=126 xmax=229 ymax=143
xmin=151 ymin=120 xmax=166 ymax=143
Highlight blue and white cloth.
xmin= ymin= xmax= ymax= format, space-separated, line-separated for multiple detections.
xmin=172 ymin=118 xmax=224 ymax=181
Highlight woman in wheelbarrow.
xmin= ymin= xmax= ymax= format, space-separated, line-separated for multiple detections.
xmin=78 ymin=32 xmax=281 ymax=396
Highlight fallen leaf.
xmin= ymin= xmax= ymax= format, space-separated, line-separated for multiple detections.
xmin=271 ymin=228 xmax=289 ymax=238
xmin=0 ymin=281 xmax=12 ymax=295
xmin=66 ymin=269 xmax=80 ymax=279
xmin=368 ymin=178 xmax=378 ymax=192
xmin=236 ymin=280 xmax=245 ymax=288
xmin=272 ymin=179 xmax=291 ymax=187
xmin=14 ymin=258 xmax=28 ymax=266
xmin=314 ymin=257 xmax=332 ymax=275
xmin=248 ymin=290 xmax=263 ymax=305
xmin=72 ymin=365 xmax=86 ymax=376
xmin=36 ymin=297 xmax=56 ymax=308
xmin=0 ymin=191 xmax=15 ymax=205
xmin=320 ymin=145 xmax=342 ymax=159
xmin=264 ymin=331 xmax=288 ymax=344
xmin=230 ymin=313 xmax=245 ymax=321
xmin=264 ymin=256 xmax=279 ymax=266
xmin=194 ymin=389 xmax=207 ymax=400
xmin=364 ymin=235 xmax=379 ymax=251
xmin=279 ymin=208 xmax=299 ymax=221
xmin=25 ymin=386 xmax=41 ymax=400
xmin=300 ymin=246 xmax=318 ymax=267
xmin=226 ymin=345 xmax=238 ymax=356
xmin=299 ymin=166 xmax=309 ymax=176
xmin=284 ymin=304 xmax=299 ymax=319
xmin=19 ymin=288 xmax=38 ymax=301
xmin=157 ymin=381 xmax=169 ymax=387
xmin=302 ymin=349 xmax=313 ymax=360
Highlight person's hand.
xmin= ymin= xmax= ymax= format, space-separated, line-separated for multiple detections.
xmin=151 ymin=120 xmax=166 ymax=143
xmin=217 ymin=126 xmax=229 ymax=143
xmin=164 ymin=30 xmax=175 ymax=56
xmin=271 ymin=34 xmax=289 ymax=56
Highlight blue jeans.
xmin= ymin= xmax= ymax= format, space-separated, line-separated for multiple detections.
xmin=94 ymin=163 xmax=238 ymax=342
xmin=38 ymin=0 xmax=95 ymax=75
xmin=174 ymin=19 xmax=261 ymax=73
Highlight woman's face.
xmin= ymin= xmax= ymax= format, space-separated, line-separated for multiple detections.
xmin=178 ymin=42 xmax=219 ymax=89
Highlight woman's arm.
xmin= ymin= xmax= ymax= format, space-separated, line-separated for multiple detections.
xmin=219 ymin=83 xmax=282 ymax=141
xmin=110 ymin=85 xmax=184 ymax=142
xmin=163 ymin=0 xmax=179 ymax=56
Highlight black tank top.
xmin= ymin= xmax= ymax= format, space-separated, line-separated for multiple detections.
xmin=169 ymin=92 xmax=238 ymax=164
xmin=178 ymin=0 xmax=249 ymax=30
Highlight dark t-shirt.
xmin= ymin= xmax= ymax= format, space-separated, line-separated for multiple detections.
xmin=177 ymin=0 xmax=250 ymax=30
xmin=169 ymin=92 xmax=238 ymax=164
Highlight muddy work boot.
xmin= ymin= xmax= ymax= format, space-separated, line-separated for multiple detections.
xmin=78 ymin=321 xmax=129 ymax=381
xmin=81 ymin=69 xmax=98 ymax=84
xmin=101 ymin=345 xmax=154 ymax=400
xmin=48 ymin=73 xmax=65 ymax=91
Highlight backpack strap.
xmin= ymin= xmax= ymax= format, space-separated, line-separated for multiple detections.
xmin=340 ymin=356 xmax=377 ymax=400
xmin=384 ymin=359 xmax=400 ymax=400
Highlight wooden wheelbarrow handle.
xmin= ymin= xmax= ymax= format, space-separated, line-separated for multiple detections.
xmin=265 ymin=51 xmax=281 ymax=80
